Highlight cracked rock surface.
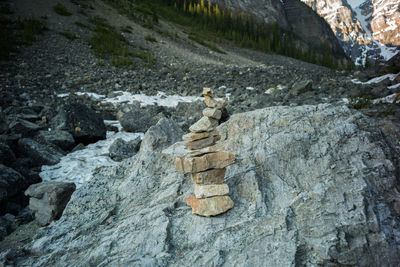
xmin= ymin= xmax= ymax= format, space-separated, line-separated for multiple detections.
xmin=6 ymin=104 xmax=399 ymax=266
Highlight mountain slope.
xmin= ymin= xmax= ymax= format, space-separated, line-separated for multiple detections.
xmin=211 ymin=0 xmax=347 ymax=62
xmin=301 ymin=0 xmax=400 ymax=66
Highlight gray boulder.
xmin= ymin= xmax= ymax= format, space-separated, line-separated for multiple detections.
xmin=0 ymin=165 xmax=26 ymax=214
xmin=9 ymin=104 xmax=400 ymax=266
xmin=0 ymin=214 xmax=17 ymax=241
xmin=140 ymin=118 xmax=184 ymax=152
xmin=34 ymin=130 xmax=76 ymax=151
xmin=0 ymin=143 xmax=16 ymax=166
xmin=25 ymin=182 xmax=76 ymax=226
xmin=291 ymin=79 xmax=313 ymax=96
xmin=0 ymin=112 xmax=8 ymax=134
xmin=119 ymin=109 xmax=158 ymax=133
xmin=109 ymin=137 xmax=141 ymax=161
xmin=50 ymin=104 xmax=106 ymax=145
xmin=18 ymin=138 xmax=64 ymax=166
xmin=9 ymin=119 xmax=42 ymax=137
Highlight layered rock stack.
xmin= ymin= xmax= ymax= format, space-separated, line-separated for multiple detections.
xmin=175 ymin=88 xmax=235 ymax=217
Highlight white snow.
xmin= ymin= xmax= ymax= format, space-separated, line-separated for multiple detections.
xmin=265 ymin=88 xmax=274 ymax=95
xmin=246 ymin=87 xmax=255 ymax=91
xmin=351 ymin=73 xmax=399 ymax=85
xmin=352 ymin=3 xmax=399 ymax=66
xmin=265 ymin=84 xmax=286 ymax=94
xmin=388 ymin=83 xmax=400 ymax=90
xmin=342 ymin=98 xmax=350 ymax=104
xmin=40 ymin=121 xmax=143 ymax=188
xmin=57 ymin=91 xmax=203 ymax=107
xmin=57 ymin=93 xmax=70 ymax=98
xmin=372 ymin=93 xmax=400 ymax=104
xmin=75 ymin=92 xmax=106 ymax=100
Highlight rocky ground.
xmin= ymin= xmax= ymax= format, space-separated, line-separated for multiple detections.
xmin=0 ymin=0 xmax=400 ymax=265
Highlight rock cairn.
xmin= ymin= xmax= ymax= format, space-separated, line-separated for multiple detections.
xmin=175 ymin=88 xmax=235 ymax=217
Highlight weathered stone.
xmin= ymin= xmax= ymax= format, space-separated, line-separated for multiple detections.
xmin=202 ymin=88 xmax=214 ymax=97
xmin=189 ymin=148 xmax=218 ymax=157
xmin=291 ymin=79 xmax=313 ymax=95
xmin=189 ymin=116 xmax=218 ymax=133
xmin=204 ymin=96 xmax=226 ymax=109
xmin=0 ymin=143 xmax=16 ymax=166
xmin=50 ymin=103 xmax=106 ymax=145
xmin=186 ymin=195 xmax=234 ymax=217
xmin=175 ymin=152 xmax=235 ymax=174
xmin=8 ymin=104 xmax=400 ymax=267
xmin=182 ymin=131 xmax=215 ymax=142
xmin=25 ymin=181 xmax=76 ymax=226
xmin=203 ymin=108 xmax=222 ymax=120
xmin=184 ymin=135 xmax=220 ymax=150
xmin=0 ymin=165 xmax=27 ymax=214
xmin=194 ymin=184 xmax=229 ymax=198
xmin=140 ymin=118 xmax=183 ymax=152
xmin=109 ymin=137 xmax=141 ymax=161
xmin=35 ymin=130 xmax=76 ymax=151
xmin=9 ymin=119 xmax=42 ymax=137
xmin=191 ymin=168 xmax=226 ymax=184
xmin=18 ymin=138 xmax=64 ymax=166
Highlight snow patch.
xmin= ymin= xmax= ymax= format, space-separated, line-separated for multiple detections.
xmin=351 ymin=73 xmax=399 ymax=85
xmin=388 ymin=83 xmax=400 ymax=90
xmin=372 ymin=93 xmax=400 ymax=104
xmin=40 ymin=121 xmax=143 ymax=188
xmin=57 ymin=91 xmax=203 ymax=107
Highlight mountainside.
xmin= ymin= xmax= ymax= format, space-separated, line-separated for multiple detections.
xmin=301 ymin=0 xmax=400 ymax=66
xmin=211 ymin=0 xmax=347 ymax=62
xmin=368 ymin=0 xmax=400 ymax=46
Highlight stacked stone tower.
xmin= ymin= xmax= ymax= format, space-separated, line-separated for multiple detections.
xmin=175 ymin=88 xmax=235 ymax=217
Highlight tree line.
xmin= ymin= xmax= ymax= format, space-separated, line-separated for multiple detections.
xmin=117 ymin=0 xmax=354 ymax=69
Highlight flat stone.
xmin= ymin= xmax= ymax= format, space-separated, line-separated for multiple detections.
xmin=202 ymin=88 xmax=214 ymax=97
xmin=189 ymin=117 xmax=218 ymax=133
xmin=194 ymin=184 xmax=229 ymax=198
xmin=186 ymin=195 xmax=234 ymax=217
xmin=204 ymin=96 xmax=226 ymax=109
xmin=175 ymin=152 xmax=235 ymax=174
xmin=189 ymin=145 xmax=219 ymax=157
xmin=182 ymin=131 xmax=215 ymax=142
xmin=191 ymin=168 xmax=226 ymax=184
xmin=185 ymin=135 xmax=220 ymax=150
xmin=203 ymin=108 xmax=222 ymax=120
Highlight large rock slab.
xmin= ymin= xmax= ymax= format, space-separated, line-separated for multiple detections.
xmin=186 ymin=195 xmax=234 ymax=217
xmin=6 ymin=104 xmax=400 ymax=266
xmin=175 ymin=152 xmax=235 ymax=174
xmin=50 ymin=104 xmax=106 ymax=145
